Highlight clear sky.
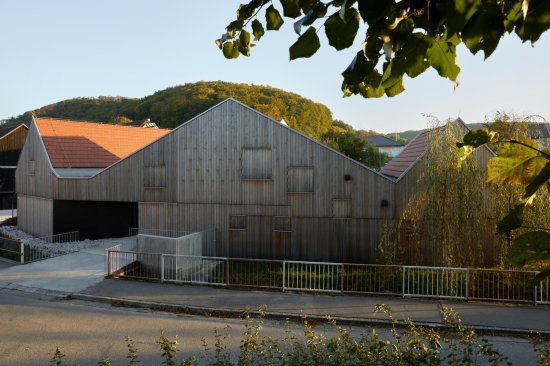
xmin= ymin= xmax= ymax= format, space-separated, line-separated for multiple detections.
xmin=0 ymin=0 xmax=548 ymax=133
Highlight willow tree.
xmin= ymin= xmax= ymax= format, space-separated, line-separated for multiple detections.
xmin=400 ymin=120 xmax=497 ymax=267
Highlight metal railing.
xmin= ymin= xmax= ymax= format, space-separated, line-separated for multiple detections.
xmin=343 ymin=263 xmax=402 ymax=295
xmin=22 ymin=231 xmax=80 ymax=264
xmin=469 ymin=269 xmax=537 ymax=304
xmin=0 ymin=236 xmax=22 ymax=263
xmin=403 ymin=266 xmax=468 ymax=299
xmin=107 ymin=250 xmax=162 ymax=280
xmin=284 ymin=261 xmax=342 ymax=293
xmin=35 ymin=231 xmax=79 ymax=244
xmin=104 ymin=250 xmax=550 ymax=305
xmin=163 ymin=254 xmax=226 ymax=286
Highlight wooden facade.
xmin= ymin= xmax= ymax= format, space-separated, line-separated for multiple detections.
xmin=15 ymin=100 xmax=495 ymax=263
xmin=16 ymin=100 xmax=402 ymax=262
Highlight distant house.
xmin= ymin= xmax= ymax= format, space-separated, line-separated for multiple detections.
xmin=366 ymin=135 xmax=404 ymax=158
xmin=126 ymin=118 xmax=159 ymax=129
xmin=0 ymin=123 xmax=29 ymax=209
xmin=529 ymin=123 xmax=550 ymax=149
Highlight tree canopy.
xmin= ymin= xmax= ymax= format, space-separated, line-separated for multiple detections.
xmin=217 ymin=0 xmax=549 ymax=98
xmin=5 ymin=82 xmax=334 ymax=140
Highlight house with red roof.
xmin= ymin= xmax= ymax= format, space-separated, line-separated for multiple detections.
xmin=15 ymin=101 xmax=495 ymax=263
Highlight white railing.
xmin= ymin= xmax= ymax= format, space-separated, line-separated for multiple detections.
xmin=537 ymin=277 xmax=550 ymax=305
xmin=403 ymin=266 xmax=468 ymax=299
xmin=105 ymin=251 xmax=550 ymax=306
xmin=22 ymin=231 xmax=80 ymax=264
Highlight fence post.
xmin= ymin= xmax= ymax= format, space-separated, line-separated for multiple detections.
xmin=534 ymin=272 xmax=538 ymax=306
xmin=226 ymin=258 xmax=229 ymax=287
xmin=282 ymin=261 xmax=286 ymax=292
xmin=341 ymin=263 xmax=345 ymax=294
xmin=20 ymin=241 xmax=24 ymax=265
xmin=465 ymin=268 xmax=470 ymax=300
xmin=402 ymin=266 xmax=406 ymax=298
xmin=161 ymin=254 xmax=165 ymax=283
xmin=107 ymin=250 xmax=111 ymax=277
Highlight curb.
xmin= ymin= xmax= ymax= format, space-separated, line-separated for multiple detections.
xmin=69 ymin=293 xmax=549 ymax=337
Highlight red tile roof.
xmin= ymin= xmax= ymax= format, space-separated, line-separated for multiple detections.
xmin=380 ymin=130 xmax=428 ymax=179
xmin=35 ymin=118 xmax=170 ymax=168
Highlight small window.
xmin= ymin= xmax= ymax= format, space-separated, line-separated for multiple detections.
xmin=242 ymin=148 xmax=272 ymax=179
xmin=287 ymin=166 xmax=313 ymax=193
xmin=229 ymin=215 xmax=246 ymax=230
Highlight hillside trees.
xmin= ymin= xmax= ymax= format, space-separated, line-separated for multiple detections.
xmin=217 ymin=0 xmax=549 ymax=98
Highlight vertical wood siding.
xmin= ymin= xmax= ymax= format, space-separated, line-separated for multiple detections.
xmin=17 ymin=100 xmax=400 ymax=262
xmin=17 ymin=194 xmax=53 ymax=236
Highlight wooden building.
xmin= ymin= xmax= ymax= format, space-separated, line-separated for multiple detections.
xmin=0 ymin=123 xmax=29 ymax=209
xmin=16 ymin=99 xmax=398 ymax=263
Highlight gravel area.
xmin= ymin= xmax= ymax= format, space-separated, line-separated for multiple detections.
xmin=0 ymin=226 xmax=104 ymax=257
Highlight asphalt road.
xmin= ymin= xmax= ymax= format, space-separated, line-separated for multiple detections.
xmin=0 ymin=290 xmax=541 ymax=365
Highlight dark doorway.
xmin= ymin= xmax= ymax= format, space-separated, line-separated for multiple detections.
xmin=53 ymin=200 xmax=138 ymax=239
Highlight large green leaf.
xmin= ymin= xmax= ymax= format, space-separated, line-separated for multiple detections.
xmin=437 ymin=0 xmax=482 ymax=35
xmin=523 ymin=161 xmax=550 ymax=202
xmin=506 ymin=230 xmax=550 ymax=266
xmin=289 ymin=26 xmax=320 ymax=60
xmin=456 ymin=128 xmax=499 ymax=160
xmin=222 ymin=40 xmax=241 ymax=59
xmin=280 ymin=0 xmax=302 ymax=18
xmin=251 ymin=19 xmax=265 ymax=41
xmin=392 ymin=33 xmax=430 ymax=78
xmin=341 ymin=51 xmax=376 ymax=85
xmin=516 ymin=0 xmax=550 ymax=43
xmin=266 ymin=5 xmax=284 ymax=30
xmin=358 ymin=0 xmax=393 ymax=26
xmin=462 ymin=1 xmax=505 ymax=58
xmin=497 ymin=203 xmax=525 ymax=234
xmin=487 ymin=140 xmax=547 ymax=185
xmin=294 ymin=3 xmax=327 ymax=34
xmin=504 ymin=1 xmax=524 ymax=33
xmin=238 ymin=30 xmax=252 ymax=56
xmin=426 ymin=35 xmax=461 ymax=81
xmin=324 ymin=8 xmax=360 ymax=50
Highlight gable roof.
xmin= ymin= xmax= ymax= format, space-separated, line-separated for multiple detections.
xmin=0 ymin=123 xmax=28 ymax=140
xmin=379 ymin=130 xmax=429 ymax=180
xmin=366 ymin=135 xmax=404 ymax=147
xmin=34 ymin=117 xmax=170 ymax=168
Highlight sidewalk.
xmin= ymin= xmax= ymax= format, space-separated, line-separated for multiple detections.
xmin=1 ymin=246 xmax=549 ymax=334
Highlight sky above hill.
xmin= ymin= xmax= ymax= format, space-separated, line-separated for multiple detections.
xmin=1 ymin=1 xmax=548 ymax=133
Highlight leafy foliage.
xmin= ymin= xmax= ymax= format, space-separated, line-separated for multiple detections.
xmin=458 ymin=114 xmax=550 ymax=278
xmin=47 ymin=306 xmax=549 ymax=365
xmin=217 ymin=0 xmax=550 ymax=98
xmin=399 ymin=120 xmax=495 ymax=267
xmin=321 ymin=129 xmax=390 ymax=169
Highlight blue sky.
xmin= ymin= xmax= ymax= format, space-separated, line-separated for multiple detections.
xmin=0 ymin=0 xmax=548 ymax=133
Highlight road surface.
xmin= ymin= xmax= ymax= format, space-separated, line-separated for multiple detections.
xmin=0 ymin=289 xmax=540 ymax=365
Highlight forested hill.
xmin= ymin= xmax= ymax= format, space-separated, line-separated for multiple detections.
xmin=5 ymin=81 xmax=333 ymax=140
